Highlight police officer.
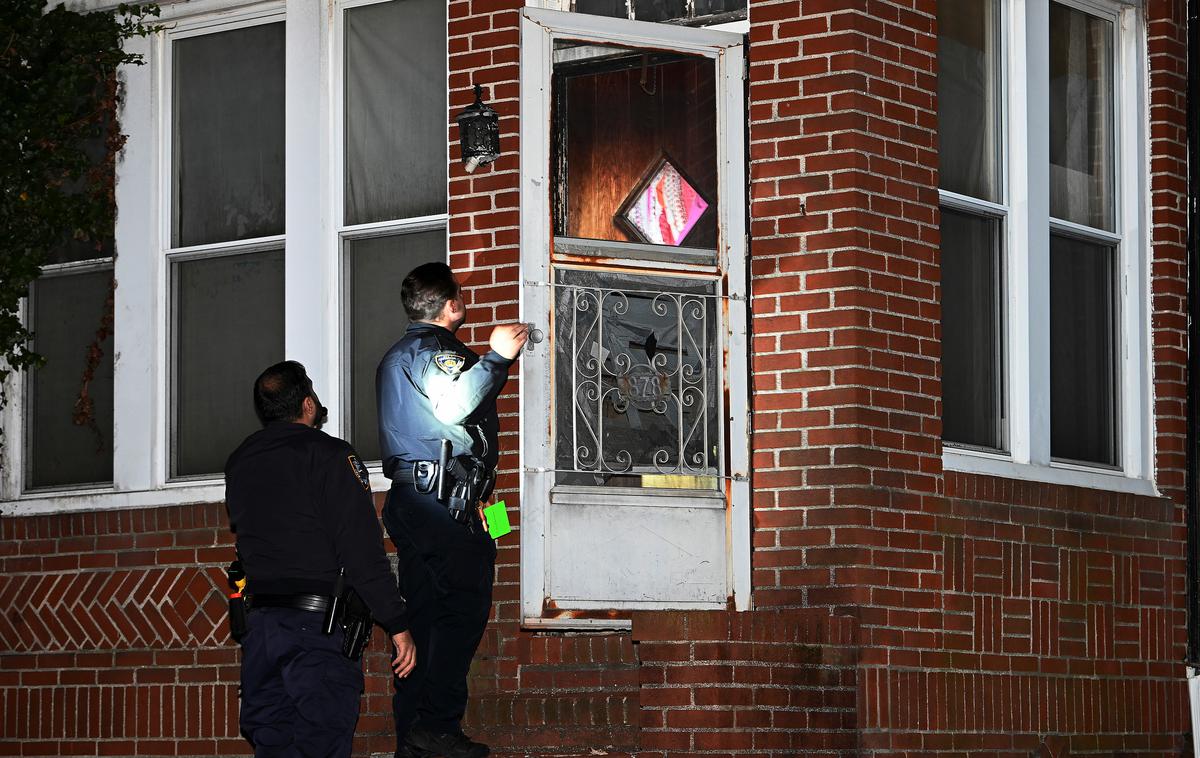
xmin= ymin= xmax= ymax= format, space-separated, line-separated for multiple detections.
xmin=376 ymin=262 xmax=528 ymax=758
xmin=226 ymin=360 xmax=417 ymax=758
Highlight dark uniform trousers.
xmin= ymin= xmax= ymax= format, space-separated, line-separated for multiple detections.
xmin=383 ymin=482 xmax=496 ymax=744
xmin=239 ymin=607 xmax=363 ymax=758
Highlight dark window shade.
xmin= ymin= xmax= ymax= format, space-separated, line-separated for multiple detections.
xmin=1049 ymin=234 xmax=1118 ymax=466
xmin=26 ymin=270 xmax=114 ymax=489
xmin=345 ymin=230 xmax=446 ymax=461
xmin=574 ymin=0 xmax=626 ymax=16
xmin=940 ymin=208 xmax=1003 ymax=449
xmin=172 ymin=23 xmax=285 ymax=247
xmin=692 ymin=0 xmax=749 ymax=17
xmin=633 ymin=0 xmax=686 ymax=22
xmin=173 ymin=250 xmax=285 ymax=477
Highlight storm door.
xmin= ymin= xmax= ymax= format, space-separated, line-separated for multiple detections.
xmin=519 ymin=8 xmax=748 ymax=626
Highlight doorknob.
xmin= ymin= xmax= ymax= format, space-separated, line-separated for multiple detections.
xmin=525 ymin=323 xmax=545 ymax=352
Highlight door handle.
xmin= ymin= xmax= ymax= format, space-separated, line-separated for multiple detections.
xmin=525 ymin=322 xmax=545 ymax=352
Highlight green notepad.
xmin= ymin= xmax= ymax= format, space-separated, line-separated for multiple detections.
xmin=483 ymin=500 xmax=511 ymax=540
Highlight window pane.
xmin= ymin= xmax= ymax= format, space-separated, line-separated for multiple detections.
xmin=346 ymin=230 xmax=446 ymax=460
xmin=940 ymin=209 xmax=1003 ymax=449
xmin=26 ymin=271 xmax=114 ymax=488
xmin=1050 ymin=234 xmax=1117 ymax=466
xmin=936 ymin=0 xmax=999 ymax=201
xmin=633 ymin=0 xmax=686 ymax=22
xmin=344 ymin=0 xmax=446 ymax=225
xmin=1049 ymin=3 xmax=1114 ymax=231
xmin=573 ymin=0 xmax=627 ymax=17
xmin=173 ymin=250 xmax=284 ymax=477
xmin=173 ymin=23 xmax=285 ymax=247
xmin=692 ymin=0 xmax=747 ymax=19
xmin=46 ymin=131 xmax=115 ymax=265
xmin=553 ymin=45 xmax=717 ymax=251
xmin=553 ymin=269 xmax=720 ymax=490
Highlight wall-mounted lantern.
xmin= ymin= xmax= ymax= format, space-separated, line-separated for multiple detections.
xmin=455 ymin=83 xmax=500 ymax=173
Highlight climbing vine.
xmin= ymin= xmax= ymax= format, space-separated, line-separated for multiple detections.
xmin=0 ymin=2 xmax=159 ymax=450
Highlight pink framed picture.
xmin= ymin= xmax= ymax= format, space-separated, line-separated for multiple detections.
xmin=614 ymin=153 xmax=710 ymax=247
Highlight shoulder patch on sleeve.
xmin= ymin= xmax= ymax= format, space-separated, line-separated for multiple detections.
xmin=347 ymin=455 xmax=371 ymax=491
xmin=433 ymin=351 xmax=466 ymax=375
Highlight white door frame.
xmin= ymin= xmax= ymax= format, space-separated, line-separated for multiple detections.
xmin=518 ymin=7 xmax=750 ymax=627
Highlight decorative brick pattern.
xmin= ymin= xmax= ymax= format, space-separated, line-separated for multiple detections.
xmin=1 ymin=567 xmax=228 ymax=652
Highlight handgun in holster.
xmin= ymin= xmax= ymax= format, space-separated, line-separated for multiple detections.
xmin=321 ymin=568 xmax=374 ymax=661
xmin=339 ymin=590 xmax=373 ymax=661
xmin=443 ymin=446 xmax=495 ymax=527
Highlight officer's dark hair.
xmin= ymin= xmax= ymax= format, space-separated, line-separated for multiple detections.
xmin=402 ymin=262 xmax=459 ymax=322
xmin=253 ymin=361 xmax=314 ymax=426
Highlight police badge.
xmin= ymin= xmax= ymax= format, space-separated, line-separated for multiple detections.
xmin=433 ymin=352 xmax=466 ymax=375
xmin=347 ymin=455 xmax=371 ymax=491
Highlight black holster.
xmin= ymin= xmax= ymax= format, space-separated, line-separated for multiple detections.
xmin=410 ymin=440 xmax=496 ymax=527
xmin=339 ymin=589 xmax=373 ymax=661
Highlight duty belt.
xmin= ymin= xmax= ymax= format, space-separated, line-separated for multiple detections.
xmin=249 ymin=593 xmax=332 ymax=614
xmin=389 ymin=444 xmax=495 ymax=528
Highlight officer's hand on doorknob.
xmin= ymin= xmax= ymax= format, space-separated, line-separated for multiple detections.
xmin=391 ymin=630 xmax=417 ymax=678
xmin=489 ymin=323 xmax=530 ymax=360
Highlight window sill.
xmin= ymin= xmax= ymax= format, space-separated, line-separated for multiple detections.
xmin=1 ymin=480 xmax=226 ymax=517
xmin=942 ymin=448 xmax=1158 ymax=498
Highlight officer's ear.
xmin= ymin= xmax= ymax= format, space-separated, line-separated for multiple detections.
xmin=298 ymin=395 xmax=317 ymax=426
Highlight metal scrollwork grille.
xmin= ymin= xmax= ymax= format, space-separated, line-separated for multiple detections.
xmin=553 ymin=271 xmax=720 ymax=487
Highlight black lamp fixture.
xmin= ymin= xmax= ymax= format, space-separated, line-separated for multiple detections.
xmin=456 ymin=83 xmax=500 ymax=173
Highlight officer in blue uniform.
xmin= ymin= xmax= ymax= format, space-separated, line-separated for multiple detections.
xmin=376 ymin=262 xmax=528 ymax=758
xmin=226 ymin=361 xmax=417 ymax=758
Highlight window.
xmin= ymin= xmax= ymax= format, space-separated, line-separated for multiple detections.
xmin=2 ymin=0 xmax=448 ymax=510
xmin=22 ymin=125 xmax=116 ymax=492
xmin=26 ymin=266 xmax=114 ymax=490
xmin=937 ymin=0 xmax=1151 ymax=491
xmin=341 ymin=0 xmax=447 ymax=462
xmin=937 ymin=0 xmax=1004 ymax=451
xmin=1047 ymin=3 xmax=1118 ymax=467
xmin=169 ymin=20 xmax=286 ymax=479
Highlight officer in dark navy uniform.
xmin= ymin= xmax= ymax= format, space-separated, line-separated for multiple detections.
xmin=376 ymin=262 xmax=527 ymax=758
xmin=226 ymin=360 xmax=417 ymax=758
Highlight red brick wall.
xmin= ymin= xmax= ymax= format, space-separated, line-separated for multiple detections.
xmin=633 ymin=609 xmax=859 ymax=755
xmin=745 ymin=0 xmax=1191 ymax=754
xmin=1 ymin=0 xmax=1192 ymax=756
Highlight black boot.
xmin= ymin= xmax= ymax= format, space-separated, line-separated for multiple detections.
xmin=405 ymin=726 xmax=489 ymax=758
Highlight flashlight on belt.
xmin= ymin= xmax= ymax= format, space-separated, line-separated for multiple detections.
xmin=226 ymin=560 xmax=247 ymax=642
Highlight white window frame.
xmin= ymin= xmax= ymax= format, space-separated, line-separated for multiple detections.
xmin=1 ymin=0 xmax=446 ymax=514
xmin=334 ymin=0 xmax=449 ymax=475
xmin=518 ymin=7 xmax=751 ymax=626
xmin=941 ymin=0 xmax=1154 ymax=497
xmin=163 ymin=8 xmax=289 ymax=486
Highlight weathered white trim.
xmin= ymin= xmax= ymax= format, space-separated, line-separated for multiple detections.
xmin=284 ymin=0 xmax=338 ymax=433
xmin=519 ymin=9 xmax=554 ymax=623
xmin=2 ymin=482 xmax=227 ymax=517
xmin=518 ymin=7 xmax=749 ymax=625
xmin=943 ymin=447 xmax=1159 ymax=498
